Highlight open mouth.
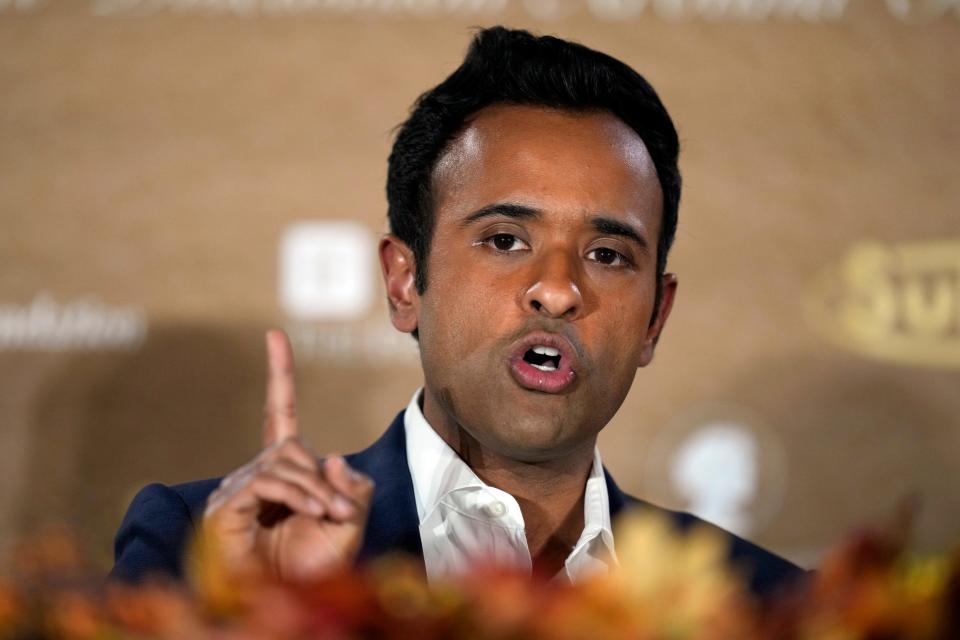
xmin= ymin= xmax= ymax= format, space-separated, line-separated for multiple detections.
xmin=508 ymin=335 xmax=578 ymax=393
xmin=522 ymin=345 xmax=562 ymax=372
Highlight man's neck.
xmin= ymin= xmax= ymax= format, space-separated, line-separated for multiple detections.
xmin=420 ymin=389 xmax=596 ymax=574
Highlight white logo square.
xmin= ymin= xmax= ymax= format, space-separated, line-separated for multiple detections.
xmin=279 ymin=220 xmax=375 ymax=321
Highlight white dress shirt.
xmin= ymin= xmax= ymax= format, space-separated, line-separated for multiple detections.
xmin=403 ymin=390 xmax=617 ymax=584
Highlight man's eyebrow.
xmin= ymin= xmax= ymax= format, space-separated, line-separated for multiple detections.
xmin=591 ymin=216 xmax=649 ymax=251
xmin=461 ymin=203 xmax=542 ymax=225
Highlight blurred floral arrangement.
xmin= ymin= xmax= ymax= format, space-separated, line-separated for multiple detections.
xmin=1 ymin=512 xmax=957 ymax=640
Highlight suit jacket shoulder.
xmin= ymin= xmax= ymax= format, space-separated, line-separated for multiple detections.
xmin=110 ymin=478 xmax=221 ymax=582
xmin=605 ymin=471 xmax=806 ymax=599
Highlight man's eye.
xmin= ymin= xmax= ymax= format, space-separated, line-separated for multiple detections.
xmin=486 ymin=234 xmax=527 ymax=252
xmin=588 ymin=247 xmax=628 ymax=266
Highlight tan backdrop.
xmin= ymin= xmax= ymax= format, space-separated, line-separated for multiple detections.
xmin=1 ymin=0 xmax=958 ymax=570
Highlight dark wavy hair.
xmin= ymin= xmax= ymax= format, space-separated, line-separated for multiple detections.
xmin=387 ymin=26 xmax=681 ymax=313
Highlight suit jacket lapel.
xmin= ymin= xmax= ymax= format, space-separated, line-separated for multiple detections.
xmin=604 ymin=466 xmax=640 ymax=521
xmin=347 ymin=411 xmax=424 ymax=566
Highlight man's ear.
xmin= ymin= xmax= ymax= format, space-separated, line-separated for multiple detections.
xmin=638 ymin=273 xmax=678 ymax=367
xmin=379 ymin=235 xmax=419 ymax=334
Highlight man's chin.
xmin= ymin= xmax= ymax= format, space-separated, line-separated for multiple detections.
xmin=426 ymin=378 xmax=600 ymax=462
xmin=479 ymin=420 xmax=596 ymax=465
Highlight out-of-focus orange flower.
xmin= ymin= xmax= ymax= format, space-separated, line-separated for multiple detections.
xmin=105 ymin=582 xmax=198 ymax=636
xmin=454 ymin=567 xmax=544 ymax=638
xmin=775 ymin=530 xmax=957 ymax=640
xmin=372 ymin=555 xmax=433 ymax=621
xmin=188 ymin=527 xmax=259 ymax=618
xmin=49 ymin=592 xmax=102 ymax=639
xmin=611 ymin=510 xmax=758 ymax=639
xmin=2 ymin=516 xmax=959 ymax=639
xmin=532 ymin=577 xmax=635 ymax=640
xmin=0 ymin=578 xmax=23 ymax=634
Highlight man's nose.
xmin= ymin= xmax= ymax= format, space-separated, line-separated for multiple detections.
xmin=521 ymin=249 xmax=584 ymax=320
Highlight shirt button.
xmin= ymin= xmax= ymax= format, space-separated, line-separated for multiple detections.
xmin=485 ymin=501 xmax=507 ymax=517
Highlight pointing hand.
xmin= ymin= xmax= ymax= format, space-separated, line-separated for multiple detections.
xmin=202 ymin=330 xmax=374 ymax=581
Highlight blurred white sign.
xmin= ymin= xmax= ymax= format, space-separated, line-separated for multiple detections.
xmin=670 ymin=422 xmax=760 ymax=535
xmin=0 ymin=292 xmax=146 ymax=351
xmin=646 ymin=406 xmax=788 ymax=537
xmin=279 ymin=220 xmax=376 ymax=322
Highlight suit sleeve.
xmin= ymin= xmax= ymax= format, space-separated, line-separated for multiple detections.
xmin=110 ymin=483 xmax=197 ymax=583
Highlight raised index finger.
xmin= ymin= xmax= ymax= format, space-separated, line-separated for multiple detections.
xmin=263 ymin=329 xmax=298 ymax=447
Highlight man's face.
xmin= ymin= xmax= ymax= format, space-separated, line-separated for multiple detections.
xmin=385 ymin=105 xmax=676 ymax=463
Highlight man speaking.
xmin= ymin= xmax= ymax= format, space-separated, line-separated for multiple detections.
xmin=112 ymin=26 xmax=803 ymax=596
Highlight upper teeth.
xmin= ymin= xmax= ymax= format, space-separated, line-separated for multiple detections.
xmin=532 ymin=346 xmax=560 ymax=357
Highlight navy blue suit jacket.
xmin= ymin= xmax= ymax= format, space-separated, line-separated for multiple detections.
xmin=112 ymin=411 xmax=805 ymax=598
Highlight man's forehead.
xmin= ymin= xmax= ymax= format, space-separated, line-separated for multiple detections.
xmin=432 ymin=105 xmax=657 ymax=185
